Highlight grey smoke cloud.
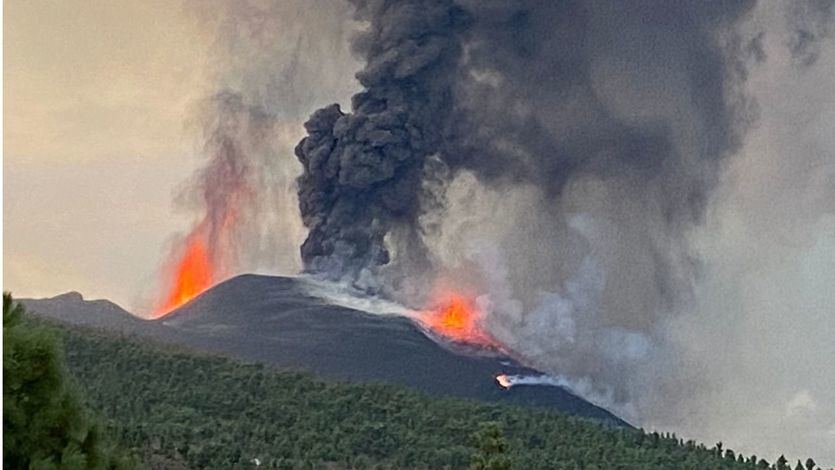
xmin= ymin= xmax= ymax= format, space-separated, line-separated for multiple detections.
xmin=295 ymin=0 xmax=758 ymax=393
xmin=291 ymin=0 xmax=835 ymax=463
xmin=651 ymin=5 xmax=835 ymax=460
xmin=786 ymin=0 xmax=835 ymax=67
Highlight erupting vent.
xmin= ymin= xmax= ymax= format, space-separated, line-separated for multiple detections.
xmin=150 ymin=92 xmax=264 ymax=318
xmin=154 ymin=229 xmax=214 ymax=316
xmin=421 ymin=293 xmax=497 ymax=348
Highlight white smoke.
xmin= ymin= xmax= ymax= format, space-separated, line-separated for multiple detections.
xmin=300 ymin=274 xmax=416 ymax=318
xmin=496 ymin=374 xmax=619 ymax=416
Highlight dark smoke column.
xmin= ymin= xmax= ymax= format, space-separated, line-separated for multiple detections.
xmin=295 ymin=0 xmax=467 ymax=284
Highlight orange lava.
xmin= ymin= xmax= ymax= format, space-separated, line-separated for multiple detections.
xmin=421 ymin=293 xmax=496 ymax=347
xmin=154 ymin=234 xmax=213 ymax=316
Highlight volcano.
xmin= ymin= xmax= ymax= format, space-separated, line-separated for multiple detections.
xmin=20 ymin=274 xmax=627 ymax=426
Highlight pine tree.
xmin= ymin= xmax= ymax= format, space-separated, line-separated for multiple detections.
xmin=3 ymin=293 xmax=132 ymax=469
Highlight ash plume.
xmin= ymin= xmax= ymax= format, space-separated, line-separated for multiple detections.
xmin=190 ymin=0 xmax=361 ymax=276
xmin=175 ymin=0 xmax=835 ymax=463
xmin=295 ymin=4 xmax=835 ymax=462
xmin=296 ymin=0 xmax=759 ymax=364
xmin=295 ymin=0 xmax=469 ymax=287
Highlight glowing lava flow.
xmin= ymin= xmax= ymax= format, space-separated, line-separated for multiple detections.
xmin=496 ymin=374 xmax=512 ymax=389
xmin=153 ymin=231 xmax=214 ymax=317
xmin=421 ymin=293 xmax=497 ymax=347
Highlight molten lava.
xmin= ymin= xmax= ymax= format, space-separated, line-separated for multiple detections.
xmin=421 ymin=293 xmax=496 ymax=347
xmin=496 ymin=374 xmax=512 ymax=389
xmin=154 ymin=233 xmax=213 ymax=316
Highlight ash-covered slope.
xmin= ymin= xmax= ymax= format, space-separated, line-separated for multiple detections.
xmin=21 ymin=274 xmax=627 ymax=426
xmin=20 ymin=291 xmax=148 ymax=333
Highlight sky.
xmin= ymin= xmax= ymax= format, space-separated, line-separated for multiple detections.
xmin=4 ymin=0 xmax=359 ymax=309
xmin=5 ymin=0 xmax=276 ymax=307
xmin=4 ymin=0 xmax=835 ymax=465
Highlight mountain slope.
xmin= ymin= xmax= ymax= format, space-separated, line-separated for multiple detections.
xmin=20 ymin=274 xmax=625 ymax=425
xmin=20 ymin=291 xmax=147 ymax=333
xmin=47 ymin=319 xmax=803 ymax=470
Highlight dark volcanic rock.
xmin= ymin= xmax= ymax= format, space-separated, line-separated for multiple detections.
xmin=20 ymin=291 xmax=149 ymax=333
xmin=21 ymin=274 xmax=628 ymax=426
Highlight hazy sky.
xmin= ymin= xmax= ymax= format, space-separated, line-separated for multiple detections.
xmin=5 ymin=0 xmax=225 ymax=305
xmin=4 ymin=0 xmax=359 ymax=309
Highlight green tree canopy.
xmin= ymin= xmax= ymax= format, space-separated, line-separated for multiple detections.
xmin=471 ymin=422 xmax=512 ymax=470
xmin=3 ymin=293 xmax=131 ymax=469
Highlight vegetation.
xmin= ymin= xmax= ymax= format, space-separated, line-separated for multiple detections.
xmin=8 ymin=296 xmax=830 ymax=469
xmin=470 ymin=422 xmax=511 ymax=470
xmin=3 ymin=294 xmax=133 ymax=469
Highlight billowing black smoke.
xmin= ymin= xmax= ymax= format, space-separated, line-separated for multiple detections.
xmin=295 ymin=0 xmax=469 ymax=285
xmin=295 ymin=0 xmax=757 ymax=300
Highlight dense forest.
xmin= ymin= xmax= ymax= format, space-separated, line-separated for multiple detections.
xmin=5 ymin=296 xmax=830 ymax=469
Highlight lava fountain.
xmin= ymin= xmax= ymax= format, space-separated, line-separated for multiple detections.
xmin=153 ymin=226 xmax=215 ymax=316
xmin=152 ymin=184 xmax=249 ymax=318
xmin=150 ymin=93 xmax=265 ymax=318
xmin=420 ymin=292 xmax=497 ymax=348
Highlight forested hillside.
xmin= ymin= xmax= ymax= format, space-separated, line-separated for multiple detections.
xmin=3 ymin=295 xmax=133 ymax=469
xmin=33 ymin=317 xmax=826 ymax=469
